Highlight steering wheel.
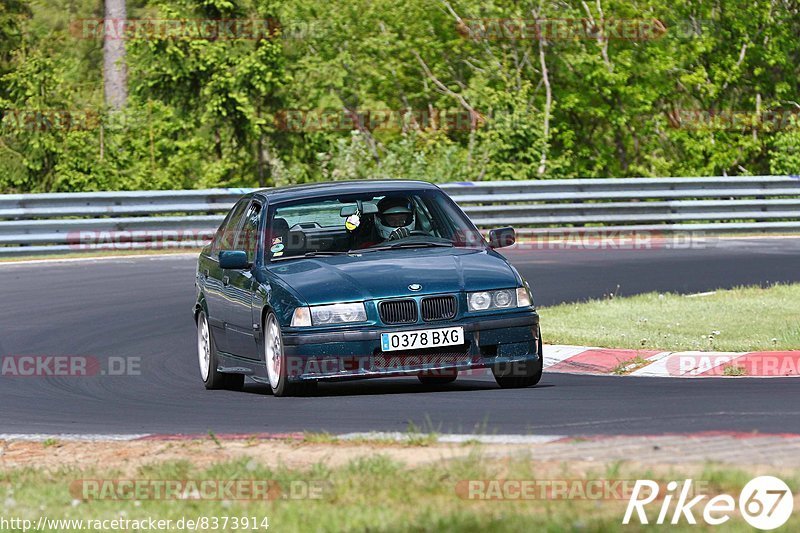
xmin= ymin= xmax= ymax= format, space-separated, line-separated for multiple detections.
xmin=388 ymin=228 xmax=430 ymax=241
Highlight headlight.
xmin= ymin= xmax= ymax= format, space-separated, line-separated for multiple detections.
xmin=311 ymin=302 xmax=367 ymax=325
xmin=468 ymin=291 xmax=492 ymax=310
xmin=493 ymin=289 xmax=514 ymax=308
xmin=291 ymin=303 xmax=367 ymax=326
xmin=468 ymin=288 xmax=533 ymax=311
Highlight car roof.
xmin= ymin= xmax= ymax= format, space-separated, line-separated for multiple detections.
xmin=252 ymin=179 xmax=440 ymax=203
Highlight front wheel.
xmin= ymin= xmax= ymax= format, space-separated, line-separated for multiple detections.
xmin=492 ymin=331 xmax=543 ymax=389
xmin=263 ymin=312 xmax=316 ymax=397
xmin=197 ymin=310 xmax=245 ymax=391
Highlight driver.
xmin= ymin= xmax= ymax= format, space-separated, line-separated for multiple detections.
xmin=375 ymin=196 xmax=417 ymax=241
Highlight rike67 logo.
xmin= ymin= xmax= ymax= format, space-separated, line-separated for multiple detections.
xmin=623 ymin=476 xmax=793 ymax=529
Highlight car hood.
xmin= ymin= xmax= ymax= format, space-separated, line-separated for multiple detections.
xmin=266 ymin=247 xmax=520 ymax=304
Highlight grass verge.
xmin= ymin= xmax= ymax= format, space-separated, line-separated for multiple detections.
xmin=542 ymin=283 xmax=800 ymax=352
xmin=2 ymin=452 xmax=798 ymax=532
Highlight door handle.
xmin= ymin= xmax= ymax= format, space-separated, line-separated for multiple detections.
xmin=222 ymin=276 xmax=230 ymax=286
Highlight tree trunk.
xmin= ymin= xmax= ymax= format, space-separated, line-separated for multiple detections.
xmin=256 ymin=135 xmax=272 ymax=188
xmin=103 ymin=0 xmax=127 ymax=111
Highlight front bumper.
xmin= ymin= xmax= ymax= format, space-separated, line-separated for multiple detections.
xmin=281 ymin=310 xmax=540 ymax=381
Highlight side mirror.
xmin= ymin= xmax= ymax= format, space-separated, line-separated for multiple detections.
xmin=488 ymin=227 xmax=516 ymax=249
xmin=219 ymin=250 xmax=250 ymax=270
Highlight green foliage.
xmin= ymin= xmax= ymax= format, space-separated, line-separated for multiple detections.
xmin=770 ymin=117 xmax=800 ymax=175
xmin=0 ymin=0 xmax=30 ymax=81
xmin=1 ymin=0 xmax=799 ymax=192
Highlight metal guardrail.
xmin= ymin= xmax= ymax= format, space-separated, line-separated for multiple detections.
xmin=1 ymin=177 xmax=799 ymax=256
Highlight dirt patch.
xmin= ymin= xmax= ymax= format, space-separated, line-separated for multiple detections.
xmin=0 ymin=438 xmax=522 ymax=475
xmin=3 ymin=434 xmax=800 ymax=475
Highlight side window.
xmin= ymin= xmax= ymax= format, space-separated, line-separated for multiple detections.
xmin=212 ymin=199 xmax=249 ymax=256
xmin=235 ymin=201 xmax=263 ymax=262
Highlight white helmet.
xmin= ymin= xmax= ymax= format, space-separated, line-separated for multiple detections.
xmin=375 ymin=196 xmax=415 ymax=239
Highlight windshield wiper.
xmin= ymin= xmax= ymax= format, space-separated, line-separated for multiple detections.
xmin=271 ymin=251 xmax=351 ymax=262
xmin=358 ymin=241 xmax=454 ymax=253
xmin=305 ymin=250 xmax=351 ymax=256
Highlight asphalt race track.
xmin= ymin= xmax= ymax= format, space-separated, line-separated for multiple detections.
xmin=1 ymin=237 xmax=799 ymax=436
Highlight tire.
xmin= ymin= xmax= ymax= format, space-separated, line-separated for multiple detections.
xmin=492 ymin=330 xmax=544 ymax=389
xmin=418 ymin=370 xmax=458 ymax=385
xmin=263 ymin=312 xmax=316 ymax=397
xmin=197 ymin=310 xmax=245 ymax=391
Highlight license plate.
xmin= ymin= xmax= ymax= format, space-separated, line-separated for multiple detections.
xmin=381 ymin=326 xmax=464 ymax=352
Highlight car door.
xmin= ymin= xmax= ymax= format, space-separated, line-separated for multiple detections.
xmin=223 ymin=199 xmax=264 ymax=359
xmin=204 ymin=198 xmax=250 ymax=354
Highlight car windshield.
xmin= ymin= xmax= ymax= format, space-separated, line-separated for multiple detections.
xmin=265 ymin=188 xmax=484 ymax=261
